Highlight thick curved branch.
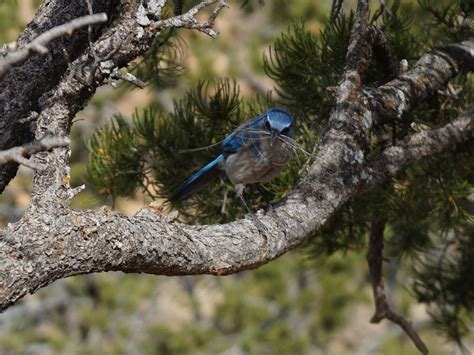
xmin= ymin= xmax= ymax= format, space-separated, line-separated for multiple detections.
xmin=1 ymin=105 xmax=472 ymax=313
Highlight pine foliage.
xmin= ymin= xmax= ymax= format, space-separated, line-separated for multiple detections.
xmin=131 ymin=29 xmax=185 ymax=89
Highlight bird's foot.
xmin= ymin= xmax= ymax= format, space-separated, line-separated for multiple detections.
xmin=249 ymin=213 xmax=268 ymax=236
xmin=236 ymin=184 xmax=268 ymax=238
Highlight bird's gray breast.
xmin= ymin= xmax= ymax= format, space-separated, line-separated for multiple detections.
xmin=223 ymin=137 xmax=292 ymax=185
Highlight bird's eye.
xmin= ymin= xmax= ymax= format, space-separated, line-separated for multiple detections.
xmin=264 ymin=120 xmax=271 ymax=131
xmin=281 ymin=127 xmax=290 ymax=135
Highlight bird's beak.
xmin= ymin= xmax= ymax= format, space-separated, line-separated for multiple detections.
xmin=271 ymin=130 xmax=278 ymax=141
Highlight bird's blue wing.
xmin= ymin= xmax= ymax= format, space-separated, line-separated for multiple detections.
xmin=170 ymin=154 xmax=225 ymax=202
xmin=220 ymin=113 xmax=267 ymax=156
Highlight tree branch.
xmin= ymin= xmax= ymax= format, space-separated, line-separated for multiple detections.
xmin=1 ymin=97 xmax=472 ymax=313
xmin=0 ymin=136 xmax=70 ymax=170
xmin=0 ymin=0 xmax=472 ymax=319
xmin=152 ymin=0 xmax=229 ymax=38
xmin=0 ymin=0 xmax=119 ymax=193
xmin=336 ymin=0 xmax=372 ymax=105
xmin=367 ymin=215 xmax=429 ymax=354
xmin=110 ymin=70 xmax=146 ymax=88
xmin=23 ymin=0 xmax=226 ymax=211
xmin=373 ymin=105 xmax=474 ymax=177
xmin=372 ymin=37 xmax=474 ymax=126
xmin=0 ymin=13 xmax=108 ymax=80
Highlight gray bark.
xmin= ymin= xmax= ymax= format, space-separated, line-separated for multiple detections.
xmin=0 ymin=0 xmax=120 ymax=192
xmin=0 ymin=0 xmax=472 ymax=319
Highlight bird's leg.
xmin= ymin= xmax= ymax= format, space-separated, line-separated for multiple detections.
xmin=235 ymin=184 xmax=268 ymax=236
xmin=220 ymin=186 xmax=229 ymax=215
xmin=235 ymin=184 xmax=253 ymax=214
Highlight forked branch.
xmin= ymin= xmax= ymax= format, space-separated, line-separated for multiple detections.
xmin=152 ymin=0 xmax=229 ymax=38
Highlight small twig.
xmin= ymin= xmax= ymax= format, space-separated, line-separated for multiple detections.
xmin=110 ymin=70 xmax=145 ymax=89
xmin=367 ymin=215 xmax=429 ymax=355
xmin=152 ymin=0 xmax=229 ymax=38
xmin=221 ymin=186 xmax=228 ymax=214
xmin=68 ymin=184 xmax=86 ymax=199
xmin=379 ymin=0 xmax=395 ymax=19
xmin=437 ymin=82 xmax=461 ymax=100
xmin=18 ymin=111 xmax=39 ymax=124
xmin=0 ymin=13 xmax=108 ymax=80
xmin=399 ymin=59 xmax=409 ymax=74
xmin=84 ymin=0 xmax=94 ymax=45
xmin=0 ymin=136 xmax=70 ymax=170
xmin=88 ymin=33 xmax=129 ymax=85
xmin=0 ymin=43 xmax=9 ymax=57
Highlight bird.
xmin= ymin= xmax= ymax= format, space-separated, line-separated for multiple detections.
xmin=170 ymin=107 xmax=294 ymax=206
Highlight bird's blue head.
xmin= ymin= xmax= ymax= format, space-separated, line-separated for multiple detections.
xmin=264 ymin=108 xmax=294 ymax=141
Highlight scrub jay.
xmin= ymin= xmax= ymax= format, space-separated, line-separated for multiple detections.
xmin=171 ymin=107 xmax=294 ymax=208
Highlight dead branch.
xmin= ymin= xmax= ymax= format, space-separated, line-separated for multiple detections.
xmin=152 ymin=0 xmax=229 ymax=38
xmin=0 ymin=1 xmax=118 ymax=194
xmin=23 ymin=0 xmax=228 ymax=212
xmin=110 ymin=70 xmax=146 ymax=88
xmin=367 ymin=215 xmax=429 ymax=354
xmin=0 ymin=136 xmax=70 ymax=170
xmin=0 ymin=13 xmax=108 ymax=80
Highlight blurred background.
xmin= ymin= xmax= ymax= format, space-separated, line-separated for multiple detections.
xmin=0 ymin=0 xmax=473 ymax=354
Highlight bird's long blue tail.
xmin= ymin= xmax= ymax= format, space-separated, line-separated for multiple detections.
xmin=170 ymin=155 xmax=224 ymax=202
